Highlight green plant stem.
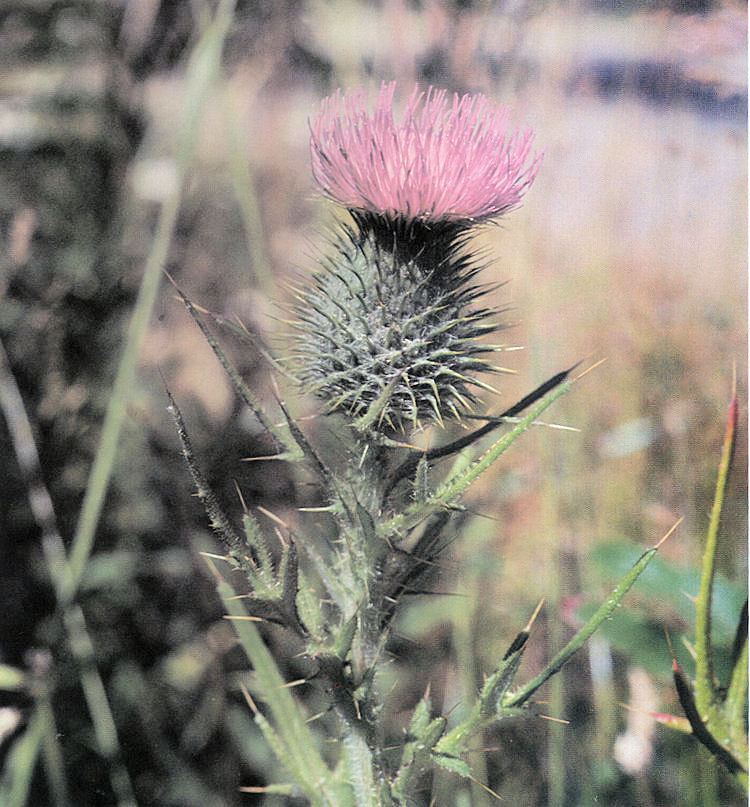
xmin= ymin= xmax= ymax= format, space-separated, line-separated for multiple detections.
xmin=1 ymin=708 xmax=44 ymax=807
xmin=63 ymin=0 xmax=238 ymax=603
xmin=38 ymin=692 xmax=72 ymax=807
xmin=725 ymin=637 xmax=749 ymax=763
xmin=341 ymin=730 xmax=380 ymax=807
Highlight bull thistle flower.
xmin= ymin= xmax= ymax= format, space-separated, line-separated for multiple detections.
xmin=169 ymin=77 xmax=669 ymax=806
xmin=292 ymin=82 xmax=541 ymax=431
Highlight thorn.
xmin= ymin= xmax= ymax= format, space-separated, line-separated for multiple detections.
xmin=467 ymin=773 xmax=503 ymax=801
xmin=280 ymin=678 xmax=308 ymax=689
xmin=298 ymin=506 xmax=335 ymax=513
xmin=223 ymin=615 xmax=264 ymax=622
xmin=273 ymin=526 xmax=289 ymax=547
xmin=257 ymin=506 xmax=289 ymax=529
xmin=572 ymin=357 xmax=607 ymax=382
xmin=240 ymin=683 xmax=258 ymax=713
xmin=486 ymin=365 xmax=518 ymax=375
xmin=200 ymin=551 xmax=232 ymax=562
xmin=233 ymin=480 xmax=249 ymax=513
xmin=525 ymin=598 xmax=545 ymax=633
xmin=305 ymin=710 xmax=328 ymax=724
xmin=654 ymin=516 xmax=683 ymax=549
xmin=201 ymin=556 xmax=223 ymax=582
xmin=538 ymin=714 xmax=570 ymax=725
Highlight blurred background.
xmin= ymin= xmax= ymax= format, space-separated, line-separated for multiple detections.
xmin=0 ymin=0 xmax=746 ymax=805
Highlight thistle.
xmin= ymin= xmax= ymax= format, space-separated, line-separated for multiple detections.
xmin=166 ymin=82 xmax=666 ymax=806
xmin=293 ymin=83 xmax=542 ymax=431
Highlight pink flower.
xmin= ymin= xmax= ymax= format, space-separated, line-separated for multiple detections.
xmin=309 ymin=82 xmax=542 ymax=223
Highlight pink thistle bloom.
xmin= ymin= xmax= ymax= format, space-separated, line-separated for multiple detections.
xmin=309 ymin=82 xmax=542 ymax=223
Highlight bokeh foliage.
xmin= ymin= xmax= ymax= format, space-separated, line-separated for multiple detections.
xmin=0 ymin=0 xmax=746 ymax=805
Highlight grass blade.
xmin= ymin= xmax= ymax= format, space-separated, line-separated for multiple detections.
xmin=63 ymin=0 xmax=239 ymax=602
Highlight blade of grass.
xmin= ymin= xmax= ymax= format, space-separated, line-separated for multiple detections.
xmin=63 ymin=0 xmax=238 ymax=602
xmin=223 ymin=77 xmax=273 ymax=292
xmin=0 ymin=337 xmax=137 ymax=805
xmin=0 ymin=710 xmax=43 ymax=807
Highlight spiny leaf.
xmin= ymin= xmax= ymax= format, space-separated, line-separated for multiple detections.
xmin=167 ymin=276 xmax=291 ymax=456
xmin=383 ymin=364 xmax=574 ymax=499
xmin=167 ymin=389 xmax=245 ymax=558
xmin=505 ymin=531 xmax=671 ymax=709
xmin=432 ymin=753 xmax=472 ymax=778
xmin=380 ymin=378 xmax=572 ymax=537
xmin=213 ymin=565 xmax=332 ymax=798
xmin=672 ymin=659 xmax=745 ymax=776
xmin=694 ymin=387 xmax=738 ymax=734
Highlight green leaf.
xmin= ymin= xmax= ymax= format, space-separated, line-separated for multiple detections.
xmin=214 ymin=564 xmax=334 ymax=804
xmin=381 ymin=378 xmax=572 ymax=536
xmin=432 ymin=754 xmax=472 ymax=779
xmin=589 ymin=540 xmax=744 ymax=644
xmin=694 ymin=391 xmax=737 ymax=736
xmin=505 ymin=537 xmax=665 ymax=708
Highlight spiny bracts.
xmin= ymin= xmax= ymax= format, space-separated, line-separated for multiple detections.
xmin=290 ymin=215 xmax=503 ymax=431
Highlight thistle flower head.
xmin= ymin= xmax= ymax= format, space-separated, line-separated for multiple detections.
xmin=291 ymin=225 xmax=500 ymax=431
xmin=310 ymin=82 xmax=541 ymax=223
xmin=295 ymin=84 xmax=542 ymax=433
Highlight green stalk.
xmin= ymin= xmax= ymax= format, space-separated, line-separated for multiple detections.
xmin=38 ymin=693 xmax=72 ymax=807
xmin=693 ymin=392 xmax=736 ymax=734
xmin=341 ymin=730 xmax=379 ymax=807
xmin=0 ymin=709 xmax=44 ymax=807
xmin=63 ymin=0 xmax=238 ymax=602
xmin=62 ymin=605 xmax=135 ymax=806
xmin=725 ymin=638 xmax=749 ymax=764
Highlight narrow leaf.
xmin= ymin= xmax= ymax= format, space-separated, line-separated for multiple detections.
xmin=505 ymin=540 xmax=664 ymax=708
xmin=212 ymin=564 xmax=332 ymax=800
xmin=381 ymin=379 xmax=572 ymax=536
xmin=694 ymin=389 xmax=737 ymax=723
